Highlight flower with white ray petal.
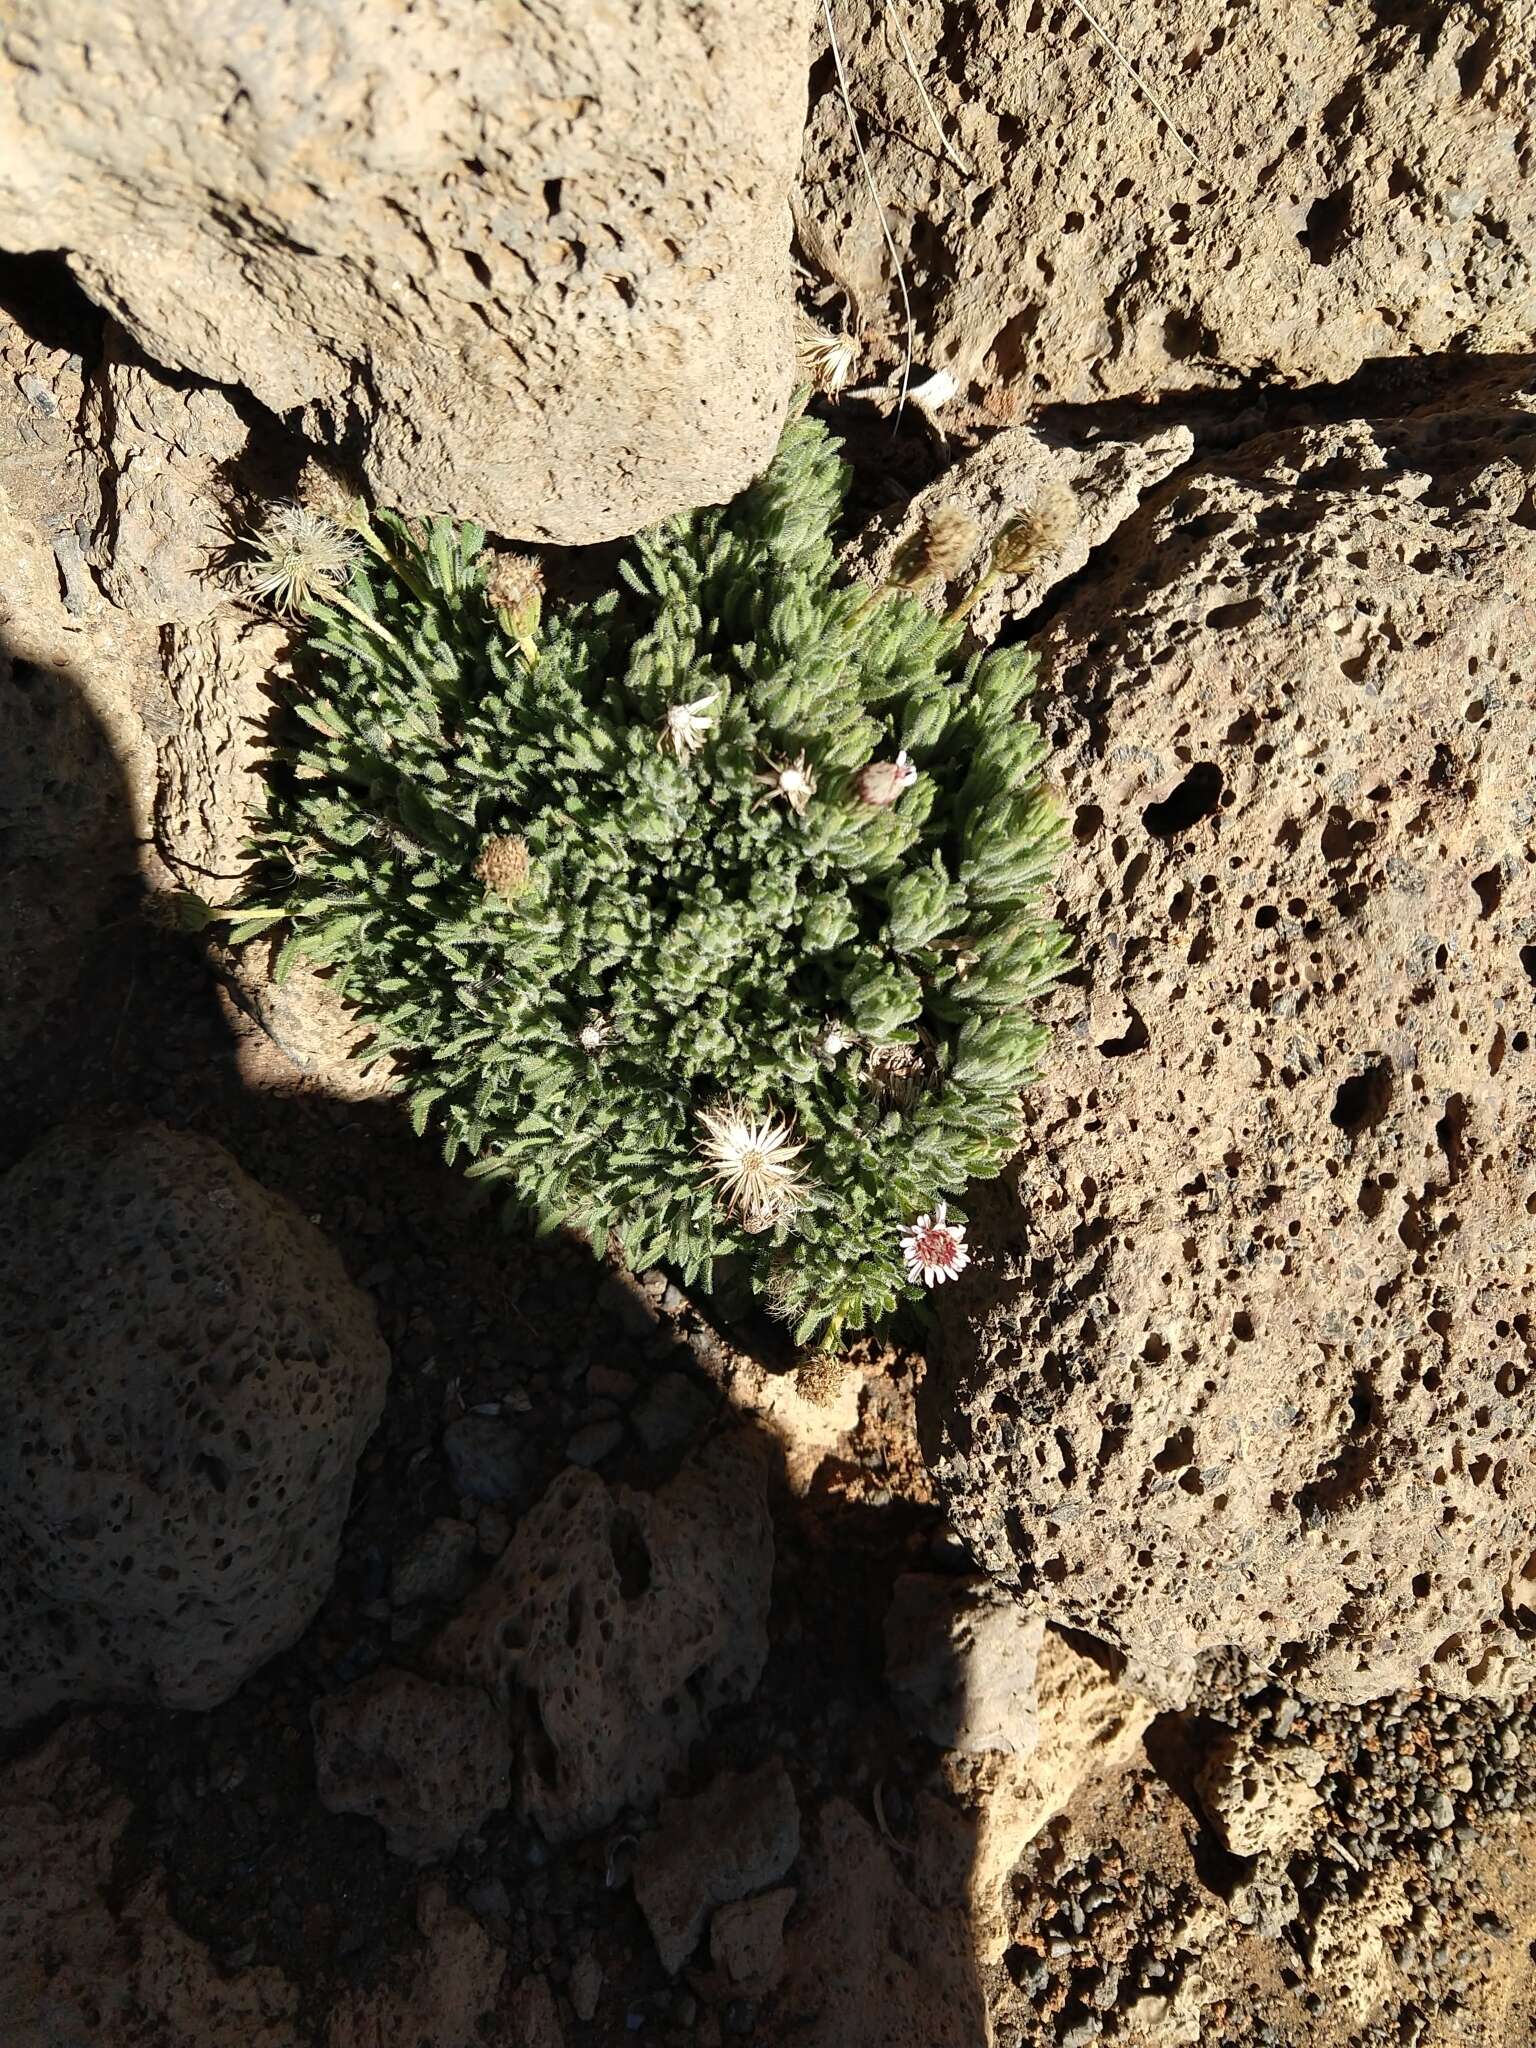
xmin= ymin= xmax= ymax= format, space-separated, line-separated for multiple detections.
xmin=900 ymin=1202 xmax=970 ymax=1287
xmin=660 ymin=690 xmax=720 ymax=759
xmin=697 ymin=1099 xmax=810 ymax=1231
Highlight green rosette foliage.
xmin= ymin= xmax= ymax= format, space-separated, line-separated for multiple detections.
xmin=236 ymin=413 xmax=1069 ymax=1342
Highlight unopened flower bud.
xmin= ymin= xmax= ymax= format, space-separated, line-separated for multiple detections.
xmin=857 ymin=750 xmax=919 ymax=808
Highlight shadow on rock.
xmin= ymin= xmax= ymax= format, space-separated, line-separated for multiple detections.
xmin=0 ymin=619 xmax=996 ymax=2047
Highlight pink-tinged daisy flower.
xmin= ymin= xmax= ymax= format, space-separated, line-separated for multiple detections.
xmin=900 ymin=1202 xmax=970 ymax=1287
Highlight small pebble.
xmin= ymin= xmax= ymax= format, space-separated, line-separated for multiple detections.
xmin=567 ymin=1417 xmax=625 ymax=1466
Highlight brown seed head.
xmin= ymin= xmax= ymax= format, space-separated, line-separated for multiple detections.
xmin=889 ymin=505 xmax=981 ymax=589
xmin=475 ymin=834 xmax=531 ymax=899
xmin=295 ymin=456 xmax=362 ymax=527
xmin=992 ymin=480 xmax=1078 ymax=577
xmin=482 ymin=548 xmax=544 ymax=616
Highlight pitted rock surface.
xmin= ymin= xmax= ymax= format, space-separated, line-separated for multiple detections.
xmin=799 ymin=0 xmax=1535 ymax=407
xmin=313 ymin=1668 xmax=512 ymax=1864
xmin=0 ymin=0 xmax=810 ymax=544
xmin=929 ymin=397 xmax=1536 ymax=1706
xmin=1 ymin=1719 xmax=300 ymax=2046
xmin=433 ymin=1431 xmax=772 ymax=1842
xmin=1196 ymin=1728 xmax=1326 ymax=1861
xmin=632 ymin=1758 xmax=800 ymax=1973
xmin=0 ymin=1122 xmax=389 ymax=1726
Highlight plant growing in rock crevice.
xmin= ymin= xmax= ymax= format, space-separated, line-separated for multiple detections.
xmin=233 ymin=412 xmax=1068 ymax=1342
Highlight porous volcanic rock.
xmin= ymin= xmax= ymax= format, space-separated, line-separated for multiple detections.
xmin=1 ymin=1719 xmax=300 ymax=2047
xmin=0 ymin=1122 xmax=389 ymax=1726
xmin=798 ymin=0 xmax=1535 ymax=407
xmin=632 ymin=1758 xmax=800 ymax=1973
xmin=1196 ymin=1728 xmax=1326 ymax=1861
xmin=884 ymin=1572 xmax=1047 ymax=1754
xmin=928 ymin=395 xmax=1536 ymax=1705
xmin=773 ymin=1797 xmax=986 ymax=2047
xmin=433 ymin=1431 xmax=773 ymax=1841
xmin=313 ymin=1668 xmax=512 ymax=1863
xmin=0 ymin=0 xmax=811 ymax=543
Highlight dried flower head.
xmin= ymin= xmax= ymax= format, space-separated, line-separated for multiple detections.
xmin=757 ymin=751 xmax=817 ymax=816
xmin=816 ymin=1019 xmax=858 ymax=1062
xmin=889 ymin=505 xmax=980 ymax=590
xmin=295 ymin=455 xmax=362 ymax=527
xmin=577 ymin=1012 xmax=611 ymax=1055
xmin=660 ymin=690 xmax=720 ymax=759
xmin=482 ymin=547 xmax=544 ymax=617
xmin=475 ymin=834 xmax=531 ymax=899
xmin=992 ymin=480 xmax=1078 ymax=578
xmin=244 ymin=503 xmax=362 ymax=616
xmin=795 ymin=309 xmax=859 ymax=396
xmin=697 ymin=1099 xmax=810 ymax=1231
xmin=866 ymin=1040 xmax=928 ymax=1109
xmin=899 ymin=1201 xmax=970 ymax=1287
xmin=856 ymin=750 xmax=919 ymax=808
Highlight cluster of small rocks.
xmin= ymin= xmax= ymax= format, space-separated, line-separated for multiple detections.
xmin=998 ymin=1834 xmax=1205 ymax=2046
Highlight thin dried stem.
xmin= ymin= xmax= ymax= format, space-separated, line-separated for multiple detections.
xmin=883 ymin=4 xmax=974 ymax=176
xmin=1065 ymin=0 xmax=1202 ymax=168
xmin=823 ymin=0 xmax=915 ymax=422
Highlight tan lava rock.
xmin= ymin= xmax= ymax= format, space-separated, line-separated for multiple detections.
xmin=326 ymin=1876 xmax=512 ymax=2048
xmin=1196 ymin=1729 xmax=1327 ymax=1860
xmin=1 ymin=1719 xmax=299 ymax=2047
xmin=851 ymin=422 xmax=1194 ymax=639
xmin=632 ymin=1758 xmax=800 ymax=1973
xmin=0 ymin=0 xmax=811 ymax=544
xmin=929 ymin=394 xmax=1536 ymax=1705
xmin=313 ymin=1668 xmax=512 ymax=1863
xmin=773 ymin=1797 xmax=987 ymax=2047
xmin=79 ymin=323 xmax=247 ymax=626
xmin=949 ymin=1631 xmax=1156 ymax=1965
xmin=0 ymin=1121 xmax=389 ymax=1726
xmin=884 ymin=1573 xmax=1047 ymax=1754
xmin=710 ymin=1884 xmax=796 ymax=1987
xmin=433 ymin=1431 xmax=773 ymax=1842
xmin=799 ymin=0 xmax=1535 ymax=407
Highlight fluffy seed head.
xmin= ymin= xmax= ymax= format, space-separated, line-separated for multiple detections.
xmin=856 ymin=750 xmax=919 ymax=809
xmin=475 ymin=834 xmax=531 ymax=899
xmin=890 ymin=505 xmax=981 ymax=589
xmin=244 ymin=503 xmax=362 ymax=615
xmin=795 ymin=310 xmax=859 ymax=396
xmin=697 ymin=1099 xmax=810 ymax=1232
xmin=992 ymin=480 xmax=1078 ymax=577
xmin=816 ymin=1019 xmax=858 ymax=1061
xmin=900 ymin=1201 xmax=970 ymax=1287
xmin=660 ymin=691 xmax=720 ymax=759
xmin=577 ymin=1012 xmax=611 ymax=1055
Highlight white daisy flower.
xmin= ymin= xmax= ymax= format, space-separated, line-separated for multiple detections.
xmin=697 ymin=1099 xmax=809 ymax=1231
xmin=243 ymin=503 xmax=362 ymax=616
xmin=660 ymin=690 xmax=720 ymax=759
xmin=900 ymin=1201 xmax=970 ymax=1287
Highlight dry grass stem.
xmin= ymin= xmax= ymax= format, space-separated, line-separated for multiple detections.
xmin=823 ymin=0 xmax=916 ymax=420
